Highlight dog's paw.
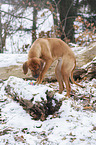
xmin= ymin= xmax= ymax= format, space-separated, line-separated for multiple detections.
xmin=38 ymin=80 xmax=43 ymax=84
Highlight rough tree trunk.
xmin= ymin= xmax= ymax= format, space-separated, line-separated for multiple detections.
xmin=0 ymin=5 xmax=2 ymax=53
xmin=32 ymin=8 xmax=37 ymax=43
xmin=59 ymin=0 xmax=76 ymax=42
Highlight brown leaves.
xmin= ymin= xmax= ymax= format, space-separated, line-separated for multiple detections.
xmin=83 ymin=105 xmax=93 ymax=110
xmin=74 ymin=16 xmax=96 ymax=46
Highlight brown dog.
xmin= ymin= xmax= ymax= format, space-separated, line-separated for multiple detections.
xmin=23 ymin=38 xmax=83 ymax=97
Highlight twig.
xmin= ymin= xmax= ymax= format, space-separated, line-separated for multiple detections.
xmin=0 ymin=10 xmax=33 ymax=21
xmin=63 ymin=1 xmax=74 ymax=32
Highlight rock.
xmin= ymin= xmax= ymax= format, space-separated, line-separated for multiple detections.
xmin=0 ymin=65 xmax=32 ymax=80
xmin=76 ymin=42 xmax=96 ymax=67
xmin=0 ymin=60 xmax=58 ymax=82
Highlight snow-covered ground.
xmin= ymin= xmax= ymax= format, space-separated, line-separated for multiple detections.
xmin=0 ymin=75 xmax=96 ymax=145
xmin=0 ymin=53 xmax=96 ymax=145
xmin=0 ymin=54 xmax=27 ymax=68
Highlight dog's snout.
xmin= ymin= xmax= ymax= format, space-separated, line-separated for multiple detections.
xmin=33 ymin=74 xmax=39 ymax=78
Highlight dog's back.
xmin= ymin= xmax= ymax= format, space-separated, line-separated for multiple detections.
xmin=28 ymin=38 xmax=75 ymax=61
xmin=46 ymin=38 xmax=75 ymax=59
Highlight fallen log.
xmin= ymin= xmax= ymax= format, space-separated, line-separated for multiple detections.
xmin=73 ymin=68 xmax=87 ymax=80
xmin=80 ymin=62 xmax=96 ymax=80
xmin=5 ymin=85 xmax=62 ymax=121
xmin=73 ymin=60 xmax=96 ymax=81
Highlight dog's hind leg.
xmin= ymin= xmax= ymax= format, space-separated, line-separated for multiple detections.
xmin=55 ymin=59 xmax=64 ymax=93
xmin=61 ymin=56 xmax=75 ymax=97
xmin=70 ymin=61 xmax=84 ymax=88
xmin=62 ymin=72 xmax=71 ymax=97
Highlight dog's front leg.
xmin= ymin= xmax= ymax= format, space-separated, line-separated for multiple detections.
xmin=37 ymin=60 xmax=53 ymax=84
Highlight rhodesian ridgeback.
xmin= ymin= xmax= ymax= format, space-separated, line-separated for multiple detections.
xmin=23 ymin=38 xmax=83 ymax=97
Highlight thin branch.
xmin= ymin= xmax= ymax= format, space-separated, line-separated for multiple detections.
xmin=53 ymin=0 xmax=61 ymax=25
xmin=0 ymin=10 xmax=33 ymax=21
xmin=63 ymin=1 xmax=74 ymax=32
xmin=37 ymin=13 xmax=52 ymax=29
xmin=67 ymin=26 xmax=74 ymax=37
xmin=61 ymin=16 xmax=76 ymax=25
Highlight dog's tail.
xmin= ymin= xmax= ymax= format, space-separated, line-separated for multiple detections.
xmin=71 ymin=60 xmax=84 ymax=88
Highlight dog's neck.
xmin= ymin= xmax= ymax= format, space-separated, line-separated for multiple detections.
xmin=28 ymin=52 xmax=40 ymax=59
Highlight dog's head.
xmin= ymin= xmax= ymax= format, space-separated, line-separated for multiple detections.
xmin=23 ymin=57 xmax=44 ymax=78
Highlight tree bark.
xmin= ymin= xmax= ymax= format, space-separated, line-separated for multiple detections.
xmin=5 ymin=85 xmax=63 ymax=121
xmin=0 ymin=5 xmax=2 ymax=53
xmin=32 ymin=8 xmax=37 ymax=43
xmin=59 ymin=0 xmax=76 ymax=42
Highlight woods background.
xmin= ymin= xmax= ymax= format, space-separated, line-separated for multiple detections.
xmin=0 ymin=0 xmax=96 ymax=53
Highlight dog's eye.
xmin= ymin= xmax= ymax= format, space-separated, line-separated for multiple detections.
xmin=31 ymin=70 xmax=34 ymax=72
xmin=36 ymin=68 xmax=39 ymax=71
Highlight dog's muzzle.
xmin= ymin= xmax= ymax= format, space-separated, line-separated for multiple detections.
xmin=33 ymin=74 xmax=39 ymax=78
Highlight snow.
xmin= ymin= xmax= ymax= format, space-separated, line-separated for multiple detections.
xmin=0 ymin=54 xmax=27 ymax=67
xmin=82 ymin=57 xmax=96 ymax=69
xmin=70 ymin=44 xmax=87 ymax=55
xmin=6 ymin=76 xmax=53 ymax=103
xmin=37 ymin=9 xmax=53 ymax=34
xmin=0 ymin=61 xmax=96 ymax=144
xmin=1 ymin=4 xmax=53 ymax=53
xmin=0 ymin=3 xmax=96 ymax=145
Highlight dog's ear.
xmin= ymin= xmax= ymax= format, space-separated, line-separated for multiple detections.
xmin=23 ymin=61 xmax=28 ymax=74
xmin=40 ymin=59 xmax=44 ymax=70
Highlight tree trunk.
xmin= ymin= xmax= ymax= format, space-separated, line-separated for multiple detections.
xmin=59 ymin=0 xmax=75 ymax=42
xmin=32 ymin=8 xmax=37 ymax=43
xmin=0 ymin=5 xmax=2 ymax=53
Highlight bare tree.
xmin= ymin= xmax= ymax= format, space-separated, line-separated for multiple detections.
xmin=32 ymin=7 xmax=37 ymax=42
xmin=0 ymin=4 xmax=2 ymax=52
xmin=1 ymin=0 xmax=95 ymax=53
xmin=59 ymin=0 xmax=76 ymax=42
